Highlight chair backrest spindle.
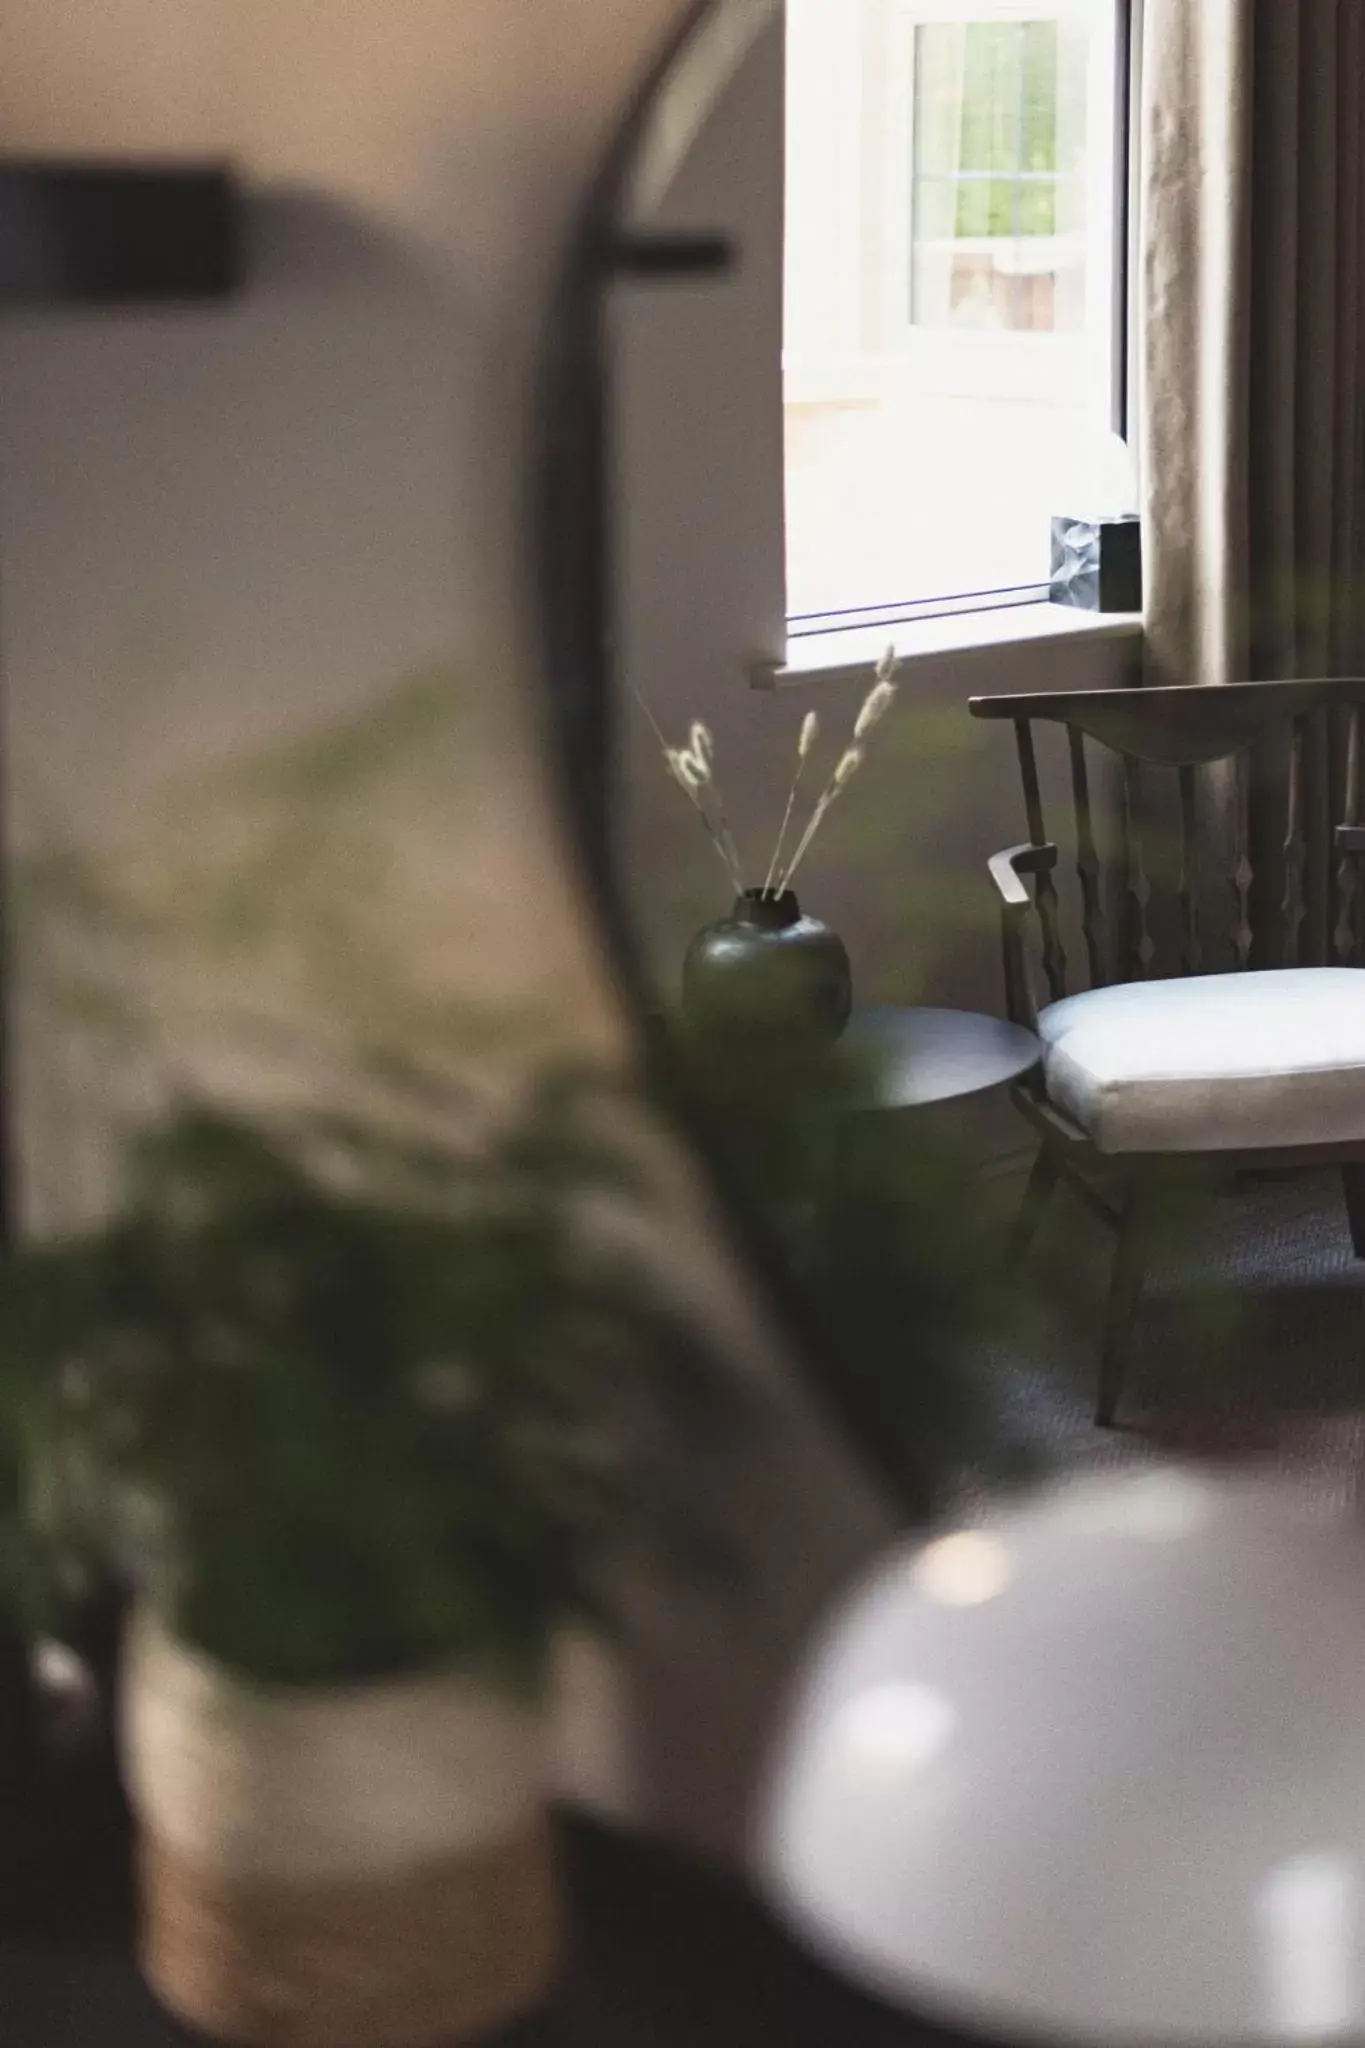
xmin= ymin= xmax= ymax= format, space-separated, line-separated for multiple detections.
xmin=1230 ymin=749 xmax=1255 ymax=971
xmin=1281 ymin=715 xmax=1308 ymax=967
xmin=1014 ymin=717 xmax=1068 ymax=1001
xmin=1177 ymin=764 xmax=1202 ymax=975
xmin=1335 ymin=705 xmax=1364 ymax=964
xmin=1119 ymin=755 xmax=1154 ymax=979
xmin=1068 ymin=725 xmax=1108 ymax=987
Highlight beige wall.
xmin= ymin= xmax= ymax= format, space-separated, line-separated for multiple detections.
xmin=0 ymin=0 xmax=893 ymax=1866
xmin=0 ymin=0 xmax=678 ymax=802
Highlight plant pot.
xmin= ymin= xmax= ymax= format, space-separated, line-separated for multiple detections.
xmin=682 ymin=889 xmax=852 ymax=1045
xmin=120 ymin=1611 xmax=559 ymax=2048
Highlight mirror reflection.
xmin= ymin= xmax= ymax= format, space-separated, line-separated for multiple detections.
xmin=607 ymin=0 xmax=1148 ymax=1498
xmin=604 ymin=0 xmax=1365 ymax=1511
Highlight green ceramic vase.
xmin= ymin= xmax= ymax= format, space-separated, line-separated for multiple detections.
xmin=682 ymin=889 xmax=852 ymax=1045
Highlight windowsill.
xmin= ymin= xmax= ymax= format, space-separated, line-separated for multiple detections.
xmin=750 ymin=603 xmax=1143 ymax=689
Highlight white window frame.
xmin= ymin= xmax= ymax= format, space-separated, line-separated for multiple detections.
xmin=783 ymin=0 xmax=872 ymax=405
xmin=782 ymin=0 xmax=1137 ymax=647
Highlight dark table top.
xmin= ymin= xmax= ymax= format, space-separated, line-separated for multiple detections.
xmin=1 ymin=1802 xmax=986 ymax=2048
xmin=843 ymin=1007 xmax=1041 ymax=1112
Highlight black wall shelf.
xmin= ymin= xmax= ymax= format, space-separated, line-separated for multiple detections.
xmin=0 ymin=159 xmax=242 ymax=306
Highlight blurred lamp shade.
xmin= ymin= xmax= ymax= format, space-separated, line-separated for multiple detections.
xmin=759 ymin=1468 xmax=1365 ymax=2046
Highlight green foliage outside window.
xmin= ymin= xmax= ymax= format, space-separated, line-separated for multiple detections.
xmin=914 ymin=17 xmax=1088 ymax=242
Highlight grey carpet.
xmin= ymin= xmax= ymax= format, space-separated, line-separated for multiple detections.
xmin=993 ymin=1168 xmax=1365 ymax=1512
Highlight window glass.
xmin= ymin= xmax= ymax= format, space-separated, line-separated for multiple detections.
xmin=910 ymin=19 xmax=1090 ymax=334
xmin=784 ymin=0 xmax=1129 ymax=623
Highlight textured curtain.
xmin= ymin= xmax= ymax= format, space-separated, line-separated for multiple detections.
xmin=1141 ymin=0 xmax=1365 ymax=959
xmin=1143 ymin=0 xmax=1365 ymax=686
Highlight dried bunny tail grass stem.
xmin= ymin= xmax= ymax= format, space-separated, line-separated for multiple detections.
xmin=666 ymin=746 xmax=702 ymax=794
xmin=762 ymin=711 xmax=819 ymax=900
xmin=666 ymin=749 xmax=744 ymax=888
xmin=776 ymin=650 xmax=901 ymax=896
xmin=854 ymin=646 xmax=902 ymax=742
xmin=625 ymin=674 xmax=672 ymax=752
xmin=778 ymin=746 xmax=863 ymax=896
xmin=683 ymin=743 xmax=746 ymax=893
xmin=854 ymin=680 xmax=899 ymax=742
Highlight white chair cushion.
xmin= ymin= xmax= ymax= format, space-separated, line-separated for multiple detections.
xmin=1038 ymin=967 xmax=1365 ymax=1155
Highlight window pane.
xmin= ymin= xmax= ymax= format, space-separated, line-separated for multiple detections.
xmin=912 ymin=176 xmax=1075 ymax=331
xmin=784 ymin=0 xmax=1125 ymax=618
xmin=911 ymin=18 xmax=1086 ymax=334
xmin=961 ymin=22 xmax=1026 ymax=170
xmin=1015 ymin=179 xmax=1056 ymax=236
xmin=1021 ymin=21 xmax=1061 ymax=170
xmin=914 ymin=29 xmax=975 ymax=174
xmin=1052 ymin=26 xmax=1090 ymax=175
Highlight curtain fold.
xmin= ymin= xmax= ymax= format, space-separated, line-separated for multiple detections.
xmin=1140 ymin=0 xmax=1253 ymax=692
xmin=1141 ymin=0 xmax=1365 ymax=963
xmin=1142 ymin=0 xmax=1365 ymax=687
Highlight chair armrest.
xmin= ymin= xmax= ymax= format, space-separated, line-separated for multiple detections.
xmin=986 ymin=843 xmax=1058 ymax=1033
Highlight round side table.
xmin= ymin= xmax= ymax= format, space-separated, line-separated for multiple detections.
xmin=841 ymin=1008 xmax=1042 ymax=1112
xmin=822 ymin=1007 xmax=1042 ymax=1244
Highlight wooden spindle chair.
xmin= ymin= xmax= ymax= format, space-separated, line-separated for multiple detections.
xmin=969 ymin=678 xmax=1365 ymax=1427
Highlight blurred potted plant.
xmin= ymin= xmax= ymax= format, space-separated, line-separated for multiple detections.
xmin=0 ymin=1065 xmax=731 ymax=2047
xmin=0 ymin=664 xmax=1042 ymax=2042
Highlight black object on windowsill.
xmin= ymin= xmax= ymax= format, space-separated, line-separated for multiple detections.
xmin=0 ymin=159 xmax=242 ymax=305
xmin=1049 ymin=511 xmax=1143 ymax=614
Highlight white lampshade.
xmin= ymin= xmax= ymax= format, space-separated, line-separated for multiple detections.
xmin=758 ymin=1468 xmax=1365 ymax=2045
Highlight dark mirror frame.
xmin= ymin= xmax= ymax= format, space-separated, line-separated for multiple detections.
xmin=533 ymin=0 xmax=931 ymax=1522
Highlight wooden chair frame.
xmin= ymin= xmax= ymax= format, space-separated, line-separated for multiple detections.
xmin=969 ymin=676 xmax=1365 ymax=1427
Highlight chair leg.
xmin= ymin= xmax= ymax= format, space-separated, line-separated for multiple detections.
xmin=1343 ymin=1167 xmax=1365 ymax=1260
xmin=1097 ymin=1178 xmax=1156 ymax=1430
xmin=1011 ymin=1145 xmax=1061 ymax=1260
